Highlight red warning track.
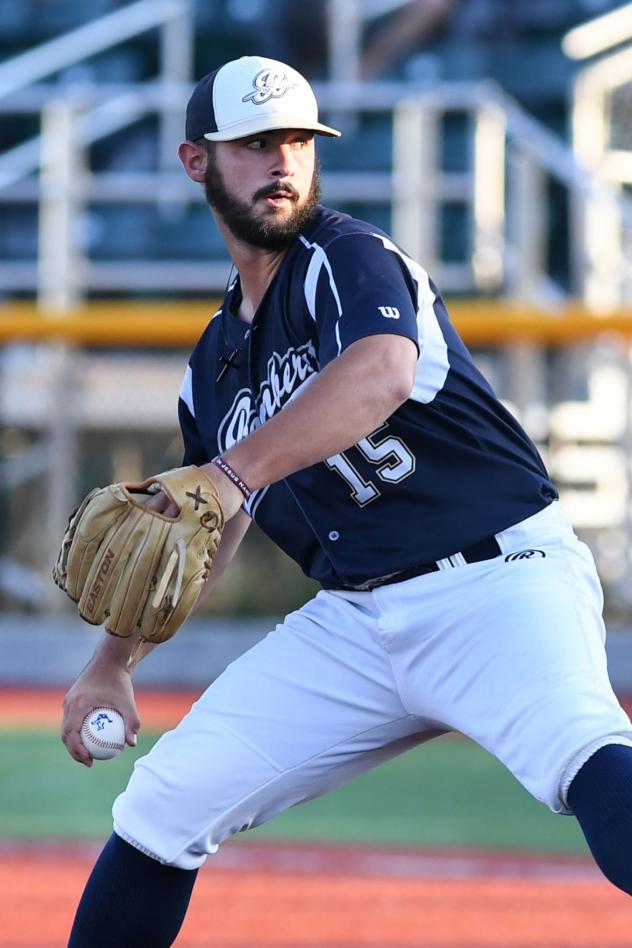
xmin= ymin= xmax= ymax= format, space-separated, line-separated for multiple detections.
xmin=1 ymin=840 xmax=631 ymax=947
xmin=2 ymin=687 xmax=631 ymax=733
xmin=0 ymin=686 xmax=200 ymax=730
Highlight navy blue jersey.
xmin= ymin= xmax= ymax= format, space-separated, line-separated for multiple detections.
xmin=179 ymin=205 xmax=557 ymax=587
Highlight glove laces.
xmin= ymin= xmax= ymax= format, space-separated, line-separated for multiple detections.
xmin=152 ymin=537 xmax=187 ymax=610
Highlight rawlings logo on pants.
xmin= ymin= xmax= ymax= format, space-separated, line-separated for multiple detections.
xmin=504 ymin=549 xmax=546 ymax=561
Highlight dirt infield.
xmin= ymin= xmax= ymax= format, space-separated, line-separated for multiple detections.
xmin=1 ymin=841 xmax=631 ymax=947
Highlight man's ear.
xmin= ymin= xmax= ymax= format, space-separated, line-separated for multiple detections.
xmin=178 ymin=140 xmax=208 ymax=183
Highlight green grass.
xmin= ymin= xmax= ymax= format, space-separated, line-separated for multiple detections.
xmin=0 ymin=728 xmax=587 ymax=855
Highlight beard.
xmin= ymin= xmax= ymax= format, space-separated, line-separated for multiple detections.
xmin=204 ymin=158 xmax=321 ymax=251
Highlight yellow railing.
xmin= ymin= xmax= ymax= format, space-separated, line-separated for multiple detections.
xmin=2 ymin=301 xmax=632 ymax=346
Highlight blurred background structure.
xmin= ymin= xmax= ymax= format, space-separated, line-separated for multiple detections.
xmin=2 ymin=0 xmax=632 ymax=686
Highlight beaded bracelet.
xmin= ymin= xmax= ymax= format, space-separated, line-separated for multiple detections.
xmin=211 ymin=456 xmax=252 ymax=500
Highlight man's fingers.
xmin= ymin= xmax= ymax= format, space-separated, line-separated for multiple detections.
xmin=61 ymin=671 xmax=141 ymax=765
xmin=62 ymin=704 xmax=140 ymax=763
xmin=61 ymin=694 xmax=93 ymax=766
xmin=61 ymin=725 xmax=93 ymax=767
xmin=147 ymin=491 xmax=179 ymax=517
xmin=62 ymin=692 xmax=137 ymax=766
xmin=125 ymin=715 xmax=140 ymax=747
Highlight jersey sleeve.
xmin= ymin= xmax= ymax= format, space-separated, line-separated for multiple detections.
xmin=178 ymin=364 xmax=208 ymax=466
xmin=306 ymin=233 xmax=421 ymax=366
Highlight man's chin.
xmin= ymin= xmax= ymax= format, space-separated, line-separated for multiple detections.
xmin=225 ymin=217 xmax=298 ymax=250
xmin=214 ymin=191 xmax=318 ymax=249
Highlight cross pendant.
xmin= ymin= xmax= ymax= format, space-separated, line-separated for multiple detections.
xmin=217 ymin=347 xmax=241 ymax=382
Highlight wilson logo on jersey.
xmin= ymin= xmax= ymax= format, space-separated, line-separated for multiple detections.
xmin=378 ymin=306 xmax=400 ymax=319
xmin=504 ymin=550 xmax=546 ymax=561
xmin=242 ymin=69 xmax=298 ymax=105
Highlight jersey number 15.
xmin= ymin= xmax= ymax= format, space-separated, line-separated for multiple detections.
xmin=325 ymin=423 xmax=415 ymax=506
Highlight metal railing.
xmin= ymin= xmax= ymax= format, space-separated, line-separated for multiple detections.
xmin=0 ymin=0 xmax=195 ymax=600
xmin=392 ymin=80 xmax=632 ymax=307
xmin=2 ymin=75 xmax=631 ymax=307
xmin=0 ymin=0 xmax=629 ymax=307
xmin=0 ymin=0 xmax=192 ymax=192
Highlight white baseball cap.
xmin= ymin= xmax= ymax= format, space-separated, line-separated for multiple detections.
xmin=185 ymin=55 xmax=341 ymax=142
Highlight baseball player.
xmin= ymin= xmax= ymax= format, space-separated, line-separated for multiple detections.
xmin=61 ymin=56 xmax=632 ymax=946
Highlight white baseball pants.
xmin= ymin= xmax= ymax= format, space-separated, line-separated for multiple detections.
xmin=113 ymin=502 xmax=632 ymax=869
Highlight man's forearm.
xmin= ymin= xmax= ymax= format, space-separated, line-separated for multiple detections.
xmin=90 ymin=629 xmax=156 ymax=674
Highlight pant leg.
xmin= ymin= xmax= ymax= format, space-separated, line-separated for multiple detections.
xmin=114 ymin=589 xmax=443 ymax=869
xmin=371 ymin=511 xmax=632 ymax=814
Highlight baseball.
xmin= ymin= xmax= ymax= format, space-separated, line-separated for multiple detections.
xmin=81 ymin=707 xmax=126 ymax=760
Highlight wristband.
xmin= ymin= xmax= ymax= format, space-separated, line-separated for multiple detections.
xmin=211 ymin=457 xmax=252 ymax=500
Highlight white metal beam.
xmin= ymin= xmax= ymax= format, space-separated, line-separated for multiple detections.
xmin=563 ymin=2 xmax=632 ymax=60
xmin=0 ymin=0 xmax=187 ymax=100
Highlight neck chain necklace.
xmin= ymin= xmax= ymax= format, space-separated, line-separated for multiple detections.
xmin=216 ymin=265 xmax=255 ymax=383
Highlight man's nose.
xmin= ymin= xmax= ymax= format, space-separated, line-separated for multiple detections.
xmin=269 ymin=145 xmax=296 ymax=177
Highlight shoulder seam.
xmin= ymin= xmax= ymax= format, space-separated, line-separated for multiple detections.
xmin=301 ymin=229 xmax=388 ymax=255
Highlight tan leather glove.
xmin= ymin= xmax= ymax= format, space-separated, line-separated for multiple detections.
xmin=53 ymin=466 xmax=224 ymax=644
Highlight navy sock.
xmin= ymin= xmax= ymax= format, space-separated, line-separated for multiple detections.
xmin=568 ymin=743 xmax=632 ymax=895
xmin=68 ymin=832 xmax=198 ymax=947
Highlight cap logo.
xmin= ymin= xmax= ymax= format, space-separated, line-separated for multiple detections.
xmin=242 ymin=68 xmax=298 ymax=106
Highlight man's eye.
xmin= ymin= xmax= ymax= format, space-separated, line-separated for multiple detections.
xmin=246 ymin=139 xmax=265 ymax=150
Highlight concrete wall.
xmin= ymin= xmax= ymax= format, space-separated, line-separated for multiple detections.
xmin=0 ymin=614 xmax=274 ymax=690
xmin=3 ymin=613 xmax=632 ymax=696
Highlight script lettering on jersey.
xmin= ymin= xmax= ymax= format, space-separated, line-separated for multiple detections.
xmin=217 ymin=343 xmax=318 ymax=451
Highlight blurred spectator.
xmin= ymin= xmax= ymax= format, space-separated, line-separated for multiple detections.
xmin=361 ymin=0 xmax=459 ymax=79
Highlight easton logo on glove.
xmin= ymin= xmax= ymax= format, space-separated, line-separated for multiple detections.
xmin=52 ymin=466 xmax=225 ymax=644
xmin=86 ymin=549 xmax=115 ymax=613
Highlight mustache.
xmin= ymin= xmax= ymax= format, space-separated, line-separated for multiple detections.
xmin=253 ymin=181 xmax=300 ymax=203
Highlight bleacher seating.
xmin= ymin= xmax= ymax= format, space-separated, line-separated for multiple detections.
xmin=0 ymin=0 xmax=625 ymax=296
